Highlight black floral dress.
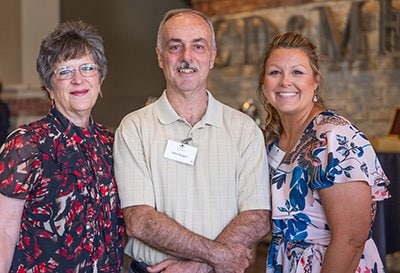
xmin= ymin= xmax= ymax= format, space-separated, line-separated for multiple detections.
xmin=0 ymin=107 xmax=124 ymax=272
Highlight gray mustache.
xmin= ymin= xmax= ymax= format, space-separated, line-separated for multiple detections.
xmin=176 ymin=61 xmax=198 ymax=71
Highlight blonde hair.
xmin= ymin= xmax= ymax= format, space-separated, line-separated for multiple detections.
xmin=257 ymin=32 xmax=328 ymax=144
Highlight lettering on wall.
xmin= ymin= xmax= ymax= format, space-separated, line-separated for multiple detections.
xmin=213 ymin=0 xmax=400 ymax=68
xmin=380 ymin=0 xmax=400 ymax=54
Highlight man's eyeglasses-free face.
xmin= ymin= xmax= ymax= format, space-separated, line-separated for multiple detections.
xmin=54 ymin=63 xmax=99 ymax=80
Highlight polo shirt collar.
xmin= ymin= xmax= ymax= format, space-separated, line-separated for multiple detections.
xmin=155 ymin=90 xmax=223 ymax=128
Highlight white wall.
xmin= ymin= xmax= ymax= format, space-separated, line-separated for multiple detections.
xmin=0 ymin=0 xmax=21 ymax=85
xmin=0 ymin=0 xmax=59 ymax=87
xmin=21 ymin=0 xmax=60 ymax=87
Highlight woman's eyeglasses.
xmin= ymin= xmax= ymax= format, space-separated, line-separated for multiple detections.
xmin=54 ymin=63 xmax=98 ymax=80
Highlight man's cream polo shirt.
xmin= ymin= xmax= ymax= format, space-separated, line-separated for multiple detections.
xmin=114 ymin=90 xmax=270 ymax=265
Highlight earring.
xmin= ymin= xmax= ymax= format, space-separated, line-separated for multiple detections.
xmin=51 ymin=98 xmax=55 ymax=107
xmin=99 ymin=91 xmax=103 ymax=98
xmin=313 ymin=90 xmax=318 ymax=103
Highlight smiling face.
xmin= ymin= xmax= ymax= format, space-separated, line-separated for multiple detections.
xmin=48 ymin=54 xmax=101 ymax=126
xmin=263 ymin=48 xmax=319 ymax=118
xmin=156 ymin=12 xmax=217 ymax=94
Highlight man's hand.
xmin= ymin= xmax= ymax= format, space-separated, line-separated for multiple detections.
xmin=211 ymin=242 xmax=251 ymax=273
xmin=148 ymin=259 xmax=212 ymax=273
xmin=147 ymin=241 xmax=252 ymax=273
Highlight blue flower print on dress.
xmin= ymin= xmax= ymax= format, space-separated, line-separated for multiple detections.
xmin=266 ymin=111 xmax=390 ymax=273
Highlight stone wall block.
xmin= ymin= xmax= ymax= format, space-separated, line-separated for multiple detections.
xmin=193 ymin=0 xmax=400 ymax=136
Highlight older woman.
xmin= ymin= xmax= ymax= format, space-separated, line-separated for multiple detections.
xmin=258 ymin=32 xmax=390 ymax=273
xmin=0 ymin=21 xmax=124 ymax=272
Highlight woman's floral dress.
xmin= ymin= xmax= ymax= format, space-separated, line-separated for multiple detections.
xmin=0 ymin=107 xmax=124 ymax=272
xmin=266 ymin=111 xmax=390 ymax=273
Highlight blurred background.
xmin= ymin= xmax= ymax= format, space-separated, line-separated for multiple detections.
xmin=0 ymin=0 xmax=399 ymax=272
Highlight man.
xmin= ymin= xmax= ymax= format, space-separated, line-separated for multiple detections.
xmin=114 ymin=8 xmax=271 ymax=273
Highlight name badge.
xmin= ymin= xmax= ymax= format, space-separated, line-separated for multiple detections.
xmin=164 ymin=140 xmax=198 ymax=165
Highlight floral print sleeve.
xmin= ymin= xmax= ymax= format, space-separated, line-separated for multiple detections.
xmin=0 ymin=127 xmax=41 ymax=199
xmin=310 ymin=112 xmax=390 ymax=201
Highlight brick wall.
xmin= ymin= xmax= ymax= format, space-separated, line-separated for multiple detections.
xmin=191 ymin=0 xmax=400 ymax=137
xmin=1 ymin=86 xmax=50 ymax=131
